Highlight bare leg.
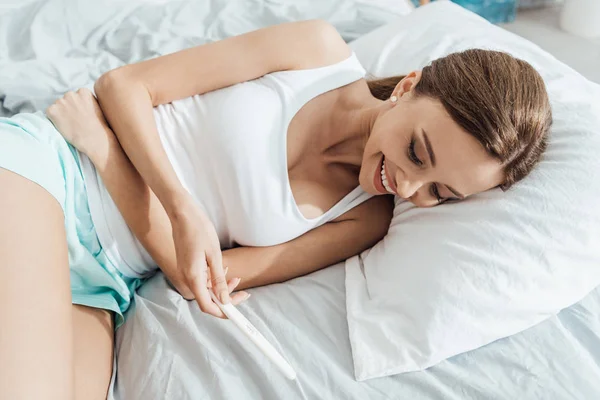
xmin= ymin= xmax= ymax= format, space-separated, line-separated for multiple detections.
xmin=0 ymin=168 xmax=116 ymax=399
xmin=0 ymin=167 xmax=74 ymax=399
xmin=72 ymin=305 xmax=114 ymax=400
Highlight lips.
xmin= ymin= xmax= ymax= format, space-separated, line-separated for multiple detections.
xmin=384 ymin=158 xmax=399 ymax=195
xmin=373 ymin=155 xmax=387 ymax=194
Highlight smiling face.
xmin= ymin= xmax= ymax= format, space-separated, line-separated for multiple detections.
xmin=360 ymin=71 xmax=505 ymax=207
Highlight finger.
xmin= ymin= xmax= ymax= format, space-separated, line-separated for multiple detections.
xmin=207 ymin=251 xmax=230 ymax=304
xmin=210 ymin=267 xmax=229 ymax=289
xmin=185 ymin=256 xmax=222 ymax=318
xmin=231 ymin=291 xmax=251 ymax=306
xmin=227 ymin=277 xmax=241 ymax=293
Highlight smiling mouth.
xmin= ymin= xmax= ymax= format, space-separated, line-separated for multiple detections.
xmin=373 ymin=155 xmax=396 ymax=195
xmin=381 ymin=160 xmax=395 ymax=194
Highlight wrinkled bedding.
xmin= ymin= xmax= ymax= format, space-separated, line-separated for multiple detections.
xmin=113 ymin=264 xmax=600 ymax=399
xmin=0 ymin=0 xmax=411 ymax=116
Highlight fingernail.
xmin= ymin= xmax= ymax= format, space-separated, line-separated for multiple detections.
xmin=243 ymin=293 xmax=251 ymax=301
xmin=224 ymin=266 xmax=229 ymax=275
xmin=233 ymin=277 xmax=241 ymax=286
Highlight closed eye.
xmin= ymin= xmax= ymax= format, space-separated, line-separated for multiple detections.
xmin=430 ymin=183 xmax=444 ymax=204
xmin=408 ymin=137 xmax=423 ymax=166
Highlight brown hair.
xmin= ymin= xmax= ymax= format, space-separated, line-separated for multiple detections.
xmin=366 ymin=49 xmax=552 ymax=190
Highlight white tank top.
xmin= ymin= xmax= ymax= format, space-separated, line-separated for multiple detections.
xmin=78 ymin=52 xmax=374 ymax=278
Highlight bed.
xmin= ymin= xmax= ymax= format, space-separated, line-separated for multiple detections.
xmin=2 ymin=1 xmax=600 ymax=399
xmin=0 ymin=0 xmax=412 ymax=116
xmin=113 ymin=265 xmax=600 ymax=399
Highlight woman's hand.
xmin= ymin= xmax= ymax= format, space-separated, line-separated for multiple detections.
xmin=166 ymin=265 xmax=250 ymax=307
xmin=169 ymin=198 xmax=233 ymax=318
xmin=45 ymin=88 xmax=113 ymax=156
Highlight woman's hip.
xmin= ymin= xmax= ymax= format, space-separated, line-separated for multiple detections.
xmin=0 ymin=111 xmax=142 ymax=329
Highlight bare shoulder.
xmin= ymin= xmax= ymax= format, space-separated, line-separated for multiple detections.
xmin=285 ymin=19 xmax=353 ymax=71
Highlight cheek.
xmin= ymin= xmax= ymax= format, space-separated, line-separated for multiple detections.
xmin=368 ymin=113 xmax=410 ymax=163
xmin=364 ymin=127 xmax=389 ymax=160
xmin=368 ymin=121 xmax=387 ymax=144
xmin=382 ymin=133 xmax=410 ymax=169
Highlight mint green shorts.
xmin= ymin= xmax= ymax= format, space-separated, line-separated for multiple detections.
xmin=0 ymin=110 xmax=146 ymax=330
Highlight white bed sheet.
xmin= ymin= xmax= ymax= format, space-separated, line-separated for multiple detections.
xmin=0 ymin=0 xmax=411 ymax=117
xmin=112 ymin=264 xmax=600 ymax=399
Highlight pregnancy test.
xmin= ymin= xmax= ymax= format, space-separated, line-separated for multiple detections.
xmin=209 ymin=290 xmax=297 ymax=380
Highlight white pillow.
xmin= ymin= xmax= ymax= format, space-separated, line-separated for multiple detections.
xmin=346 ymin=2 xmax=600 ymax=381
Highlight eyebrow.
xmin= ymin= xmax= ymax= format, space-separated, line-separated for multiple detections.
xmin=422 ymin=129 xmax=465 ymax=200
xmin=422 ymin=130 xmax=436 ymax=168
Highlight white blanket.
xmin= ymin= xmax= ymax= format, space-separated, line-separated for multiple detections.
xmin=0 ymin=0 xmax=411 ymax=116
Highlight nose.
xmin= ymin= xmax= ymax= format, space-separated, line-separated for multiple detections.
xmin=395 ymin=177 xmax=422 ymax=200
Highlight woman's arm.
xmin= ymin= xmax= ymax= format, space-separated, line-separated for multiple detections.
xmin=92 ymin=20 xmax=350 ymax=313
xmin=92 ymin=19 xmax=348 ymax=213
xmin=76 ymin=119 xmax=252 ymax=304
xmin=46 ymin=88 xmax=241 ymax=310
xmin=79 ymin=124 xmax=190 ymax=296
xmin=81 ymin=125 xmax=393 ymax=291
xmin=222 ymin=197 xmax=393 ymax=290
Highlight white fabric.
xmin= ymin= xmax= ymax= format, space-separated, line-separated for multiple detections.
xmin=0 ymin=0 xmax=413 ymax=118
xmin=79 ymin=52 xmax=373 ymax=278
xmin=111 ymin=263 xmax=600 ymax=399
xmin=345 ymin=1 xmax=600 ymax=381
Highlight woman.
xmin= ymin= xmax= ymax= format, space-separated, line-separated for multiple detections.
xmin=0 ymin=20 xmax=551 ymax=399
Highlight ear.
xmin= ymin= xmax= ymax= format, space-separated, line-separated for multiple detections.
xmin=392 ymin=70 xmax=422 ymax=99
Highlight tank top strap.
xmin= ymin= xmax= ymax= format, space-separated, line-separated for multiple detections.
xmin=322 ymin=187 xmax=376 ymax=224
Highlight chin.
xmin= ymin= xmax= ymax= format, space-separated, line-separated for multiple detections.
xmin=358 ymin=181 xmax=375 ymax=195
xmin=358 ymin=170 xmax=379 ymax=195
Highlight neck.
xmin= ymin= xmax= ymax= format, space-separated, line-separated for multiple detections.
xmin=320 ymin=82 xmax=385 ymax=169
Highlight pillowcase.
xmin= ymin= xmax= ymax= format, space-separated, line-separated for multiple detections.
xmin=346 ymin=1 xmax=600 ymax=381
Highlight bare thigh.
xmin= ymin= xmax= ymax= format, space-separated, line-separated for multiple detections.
xmin=0 ymin=168 xmax=115 ymax=400
xmin=72 ymin=305 xmax=114 ymax=400
xmin=0 ymin=167 xmax=74 ymax=399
